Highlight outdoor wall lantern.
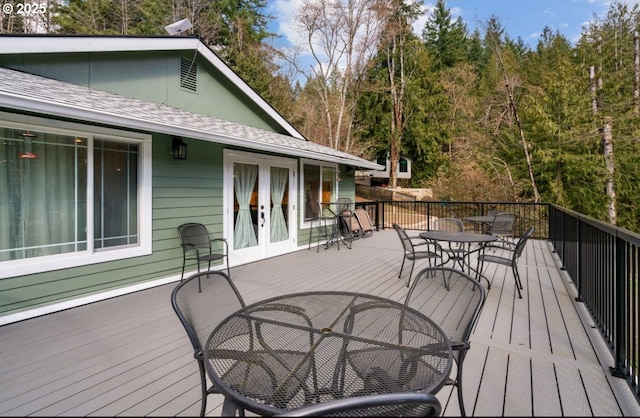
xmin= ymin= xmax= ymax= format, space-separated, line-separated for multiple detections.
xmin=172 ymin=136 xmax=188 ymax=160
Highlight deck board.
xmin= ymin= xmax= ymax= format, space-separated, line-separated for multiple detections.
xmin=0 ymin=230 xmax=638 ymax=417
xmin=503 ymin=354 xmax=532 ymax=416
xmin=530 ymin=359 xmax=563 ymax=415
xmin=474 ymin=347 xmax=509 ymax=416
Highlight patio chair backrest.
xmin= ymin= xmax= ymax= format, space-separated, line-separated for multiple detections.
xmin=335 ymin=197 xmax=352 ymax=213
xmin=276 ymin=390 xmax=442 ymax=416
xmin=178 ymin=223 xmax=213 ymax=252
xmin=393 ymin=223 xmax=415 ymax=254
xmin=404 ymin=266 xmax=486 ymax=416
xmin=405 ymin=267 xmax=485 ymax=356
xmin=171 ymin=271 xmax=245 ymax=416
xmin=487 ymin=209 xmax=500 ymax=218
xmin=490 ymin=212 xmax=516 ymax=237
xmin=172 ymin=271 xmax=245 ymax=355
xmin=434 ymin=217 xmax=464 ymax=232
xmin=392 ymin=223 xmax=443 ymax=288
xmin=514 ymin=226 xmax=535 ymax=259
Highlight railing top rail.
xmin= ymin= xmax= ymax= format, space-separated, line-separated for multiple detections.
xmin=549 ymin=203 xmax=640 ymax=245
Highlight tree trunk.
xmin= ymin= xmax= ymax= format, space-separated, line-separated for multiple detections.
xmin=634 ymin=32 xmax=639 ymax=116
xmin=491 ymin=41 xmax=540 ymax=202
xmin=590 ymin=65 xmax=598 ymax=115
xmin=602 ymin=116 xmax=616 ymax=225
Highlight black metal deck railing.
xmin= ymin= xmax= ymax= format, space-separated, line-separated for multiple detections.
xmin=355 ymin=200 xmax=639 ymax=403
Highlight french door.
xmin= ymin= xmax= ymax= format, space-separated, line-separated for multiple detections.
xmin=224 ymin=150 xmax=297 ymax=266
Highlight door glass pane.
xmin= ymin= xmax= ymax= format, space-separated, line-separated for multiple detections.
xmin=270 ymin=166 xmax=289 ymax=243
xmin=233 ymin=163 xmax=259 ymax=249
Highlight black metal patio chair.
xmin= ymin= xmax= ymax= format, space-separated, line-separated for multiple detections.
xmin=433 ymin=217 xmax=467 ymax=268
xmin=404 ymin=267 xmax=486 ymax=417
xmin=171 ymin=271 xmax=246 ymax=417
xmin=477 ymin=226 xmax=535 ymax=299
xmin=177 ymin=222 xmax=230 ymax=280
xmin=488 ymin=212 xmax=517 ymax=248
xmin=393 ymin=223 xmax=446 ymax=288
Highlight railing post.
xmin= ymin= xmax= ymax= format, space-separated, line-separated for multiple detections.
xmin=575 ymin=218 xmax=583 ymax=302
xmin=610 ymin=234 xmax=626 ymax=378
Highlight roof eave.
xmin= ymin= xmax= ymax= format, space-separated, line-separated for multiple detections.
xmin=0 ymin=93 xmax=382 ymax=170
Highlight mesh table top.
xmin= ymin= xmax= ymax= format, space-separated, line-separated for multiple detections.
xmin=204 ymin=291 xmax=452 ymax=416
xmin=419 ymin=231 xmax=498 ymax=244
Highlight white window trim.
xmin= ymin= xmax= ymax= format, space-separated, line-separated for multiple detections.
xmin=0 ymin=112 xmax=152 ymax=279
xmin=300 ymin=159 xmax=338 ymax=229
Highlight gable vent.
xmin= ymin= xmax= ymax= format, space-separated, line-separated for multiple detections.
xmin=180 ymin=57 xmax=198 ymax=92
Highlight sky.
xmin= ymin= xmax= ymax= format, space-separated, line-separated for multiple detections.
xmin=267 ymin=0 xmax=638 ymax=51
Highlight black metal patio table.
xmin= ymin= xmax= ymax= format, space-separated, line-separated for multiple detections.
xmin=419 ymin=231 xmax=497 ymax=287
xmin=204 ymin=291 xmax=453 ymax=416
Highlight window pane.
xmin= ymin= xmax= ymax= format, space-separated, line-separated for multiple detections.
xmin=303 ymin=164 xmax=320 ymax=220
xmin=303 ymin=164 xmax=336 ymax=221
xmin=321 ymin=166 xmax=336 ymax=203
xmin=399 ymin=158 xmax=408 ymax=172
xmin=0 ymin=127 xmax=87 ymax=261
xmin=94 ymin=139 xmax=138 ymax=249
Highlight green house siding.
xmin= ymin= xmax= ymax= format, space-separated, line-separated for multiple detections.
xmin=0 ymin=38 xmax=373 ymax=323
xmin=0 ymin=135 xmax=226 ymax=316
xmin=0 ymin=51 xmax=281 ymax=133
xmin=0 ymin=131 xmax=356 ymax=316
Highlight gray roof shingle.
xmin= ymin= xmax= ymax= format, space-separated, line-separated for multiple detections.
xmin=0 ymin=66 xmax=380 ymax=169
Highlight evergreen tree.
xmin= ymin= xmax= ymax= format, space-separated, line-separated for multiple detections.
xmin=521 ymin=30 xmax=605 ymax=214
xmin=53 ymin=0 xmax=144 ymax=34
xmin=421 ymin=0 xmax=467 ymax=71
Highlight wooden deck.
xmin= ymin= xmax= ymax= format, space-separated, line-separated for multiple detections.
xmin=1 ymin=230 xmax=638 ymax=416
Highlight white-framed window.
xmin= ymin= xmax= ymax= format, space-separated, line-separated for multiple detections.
xmin=0 ymin=113 xmax=152 ymax=279
xmin=399 ymin=157 xmax=408 ymax=173
xmin=301 ymin=160 xmax=338 ymax=225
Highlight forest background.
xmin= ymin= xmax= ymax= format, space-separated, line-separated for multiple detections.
xmin=2 ymin=0 xmax=640 ymax=233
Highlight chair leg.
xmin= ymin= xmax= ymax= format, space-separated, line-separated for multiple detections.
xmin=513 ymin=264 xmax=523 ymax=299
xmin=399 ymin=257 xmax=406 ymax=279
xmin=475 ymin=258 xmax=484 ymax=283
xmin=457 ymin=372 xmax=466 ymax=417
xmin=406 ymin=259 xmax=416 ymax=288
xmin=198 ymin=364 xmax=208 ymax=417
xmin=317 ymin=220 xmax=324 ymax=253
xmin=474 ymin=256 xmax=493 ymax=289
xmin=181 ymin=256 xmax=186 ymax=281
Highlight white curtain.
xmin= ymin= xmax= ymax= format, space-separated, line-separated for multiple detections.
xmin=234 ymin=163 xmax=258 ymax=249
xmin=0 ymin=130 xmax=82 ymax=262
xmin=270 ymin=167 xmax=288 ymax=243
